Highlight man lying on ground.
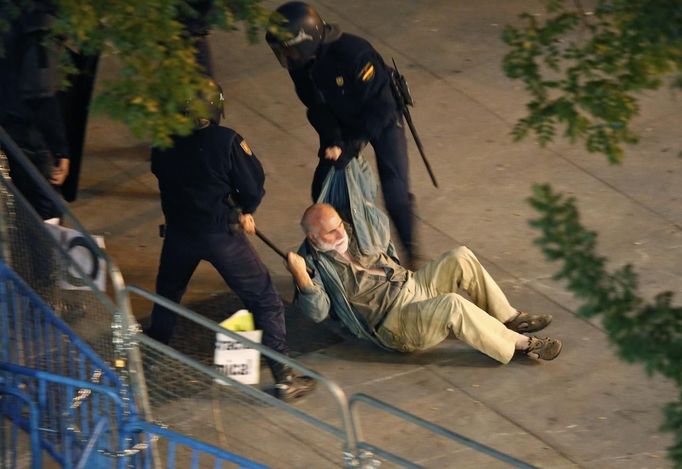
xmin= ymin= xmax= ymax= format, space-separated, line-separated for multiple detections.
xmin=285 ymin=203 xmax=562 ymax=363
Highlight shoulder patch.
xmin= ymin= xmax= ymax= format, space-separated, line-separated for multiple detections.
xmin=240 ymin=140 xmax=253 ymax=156
xmin=358 ymin=62 xmax=375 ymax=82
xmin=336 ymin=76 xmax=344 ymax=87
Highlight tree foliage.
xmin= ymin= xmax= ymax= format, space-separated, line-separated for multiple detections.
xmin=503 ymin=0 xmax=682 ymax=163
xmin=506 ymin=4 xmax=682 ymax=459
xmin=0 ymin=0 xmax=270 ymax=147
xmin=529 ymin=184 xmax=682 ymax=464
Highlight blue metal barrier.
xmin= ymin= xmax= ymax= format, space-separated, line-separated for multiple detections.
xmin=0 ymin=260 xmax=132 ymax=466
xmin=0 ymin=262 xmax=122 ymax=391
xmin=1 ymin=363 xmax=127 ymax=468
xmin=0 ymin=384 xmax=42 ymax=469
xmin=0 ymin=260 xmax=269 ymax=468
xmin=1 ymin=363 xmax=269 ymax=469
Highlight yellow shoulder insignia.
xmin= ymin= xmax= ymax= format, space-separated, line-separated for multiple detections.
xmin=240 ymin=140 xmax=253 ymax=156
xmin=359 ymin=62 xmax=375 ymax=82
xmin=336 ymin=76 xmax=344 ymax=87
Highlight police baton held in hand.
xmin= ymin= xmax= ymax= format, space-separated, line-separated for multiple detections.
xmin=227 ymin=195 xmax=314 ymax=277
xmin=256 ymin=229 xmax=315 ymax=278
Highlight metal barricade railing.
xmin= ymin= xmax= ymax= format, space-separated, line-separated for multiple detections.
xmin=121 ymin=421 xmax=269 ymax=469
xmin=0 ymin=259 xmax=134 ymax=467
xmin=1 ymin=363 xmax=266 ymax=469
xmin=0 ymin=384 xmax=42 ymax=469
xmin=0 ymin=262 xmax=122 ymax=393
xmin=1 ymin=362 xmax=128 ymax=468
xmin=126 ymin=285 xmax=367 ymax=467
xmin=0 ymin=126 xmax=151 ymax=427
xmin=349 ymin=394 xmax=537 ymax=469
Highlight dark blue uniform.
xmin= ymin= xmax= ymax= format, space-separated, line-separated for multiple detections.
xmin=289 ymin=30 xmax=416 ymax=259
xmin=0 ymin=5 xmax=69 ymax=220
xmin=146 ymin=125 xmax=288 ymax=360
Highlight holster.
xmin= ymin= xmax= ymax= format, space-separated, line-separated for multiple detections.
xmin=225 ymin=195 xmax=243 ymax=235
xmin=389 ymin=68 xmax=414 ymax=110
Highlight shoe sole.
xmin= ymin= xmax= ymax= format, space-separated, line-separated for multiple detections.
xmin=277 ymin=383 xmax=317 ymax=402
xmin=278 ymin=388 xmax=316 ymax=402
xmin=511 ymin=317 xmax=553 ymax=334
xmin=544 ymin=340 xmax=562 ymax=360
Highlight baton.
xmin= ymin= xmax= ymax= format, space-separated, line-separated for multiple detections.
xmin=226 ymin=196 xmax=315 ymax=277
xmin=391 ymin=59 xmax=439 ymax=188
xmin=255 ymin=229 xmax=315 ymax=278
xmin=402 ymin=105 xmax=438 ymax=188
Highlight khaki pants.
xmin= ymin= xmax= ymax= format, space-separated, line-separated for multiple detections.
xmin=376 ymin=247 xmax=520 ymax=363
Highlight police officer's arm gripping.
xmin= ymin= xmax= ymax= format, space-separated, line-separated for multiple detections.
xmin=228 ymin=134 xmax=265 ymax=235
xmin=290 ymin=68 xmax=345 ymax=163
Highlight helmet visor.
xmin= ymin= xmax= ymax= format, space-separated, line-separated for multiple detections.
xmin=269 ymin=43 xmax=307 ymax=69
xmin=266 ymin=29 xmax=316 ymax=69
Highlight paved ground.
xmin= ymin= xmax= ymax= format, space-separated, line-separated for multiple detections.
xmin=70 ymin=1 xmax=680 ymax=467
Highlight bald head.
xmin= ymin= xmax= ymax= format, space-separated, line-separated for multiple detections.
xmin=300 ymin=203 xmax=339 ymax=235
xmin=300 ymin=203 xmax=349 ymax=253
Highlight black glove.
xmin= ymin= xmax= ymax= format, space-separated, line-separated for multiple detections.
xmin=318 ymin=139 xmax=367 ymax=170
xmin=332 ymin=144 xmax=355 ymax=169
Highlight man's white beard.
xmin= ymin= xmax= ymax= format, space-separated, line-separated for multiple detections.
xmin=316 ymin=231 xmax=349 ymax=255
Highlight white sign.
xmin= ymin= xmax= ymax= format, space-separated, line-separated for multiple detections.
xmin=214 ymin=329 xmax=262 ymax=385
xmin=44 ymin=223 xmax=107 ymax=291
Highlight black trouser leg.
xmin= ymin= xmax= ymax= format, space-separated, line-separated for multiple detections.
xmin=147 ymin=231 xmax=200 ymax=344
xmin=205 ymin=231 xmax=289 ymax=374
xmin=372 ymin=119 xmax=415 ymax=256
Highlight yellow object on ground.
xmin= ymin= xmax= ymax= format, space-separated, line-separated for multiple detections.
xmin=219 ymin=309 xmax=255 ymax=331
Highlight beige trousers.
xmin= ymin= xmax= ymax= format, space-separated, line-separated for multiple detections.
xmin=376 ymin=247 xmax=520 ymax=363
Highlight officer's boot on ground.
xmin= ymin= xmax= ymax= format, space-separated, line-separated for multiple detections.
xmin=270 ymin=362 xmax=317 ymax=402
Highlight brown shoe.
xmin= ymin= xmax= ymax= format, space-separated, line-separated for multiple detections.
xmin=525 ymin=337 xmax=562 ymax=360
xmin=271 ymin=364 xmax=317 ymax=402
xmin=505 ymin=312 xmax=552 ymax=333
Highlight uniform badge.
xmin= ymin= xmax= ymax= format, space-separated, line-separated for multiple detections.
xmin=336 ymin=76 xmax=344 ymax=87
xmin=359 ymin=62 xmax=375 ymax=82
xmin=240 ymin=140 xmax=253 ymax=156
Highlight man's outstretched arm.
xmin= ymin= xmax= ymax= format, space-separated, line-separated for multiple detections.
xmin=286 ymin=252 xmax=331 ymax=323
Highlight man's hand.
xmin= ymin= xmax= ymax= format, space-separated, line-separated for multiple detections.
xmin=50 ymin=158 xmax=70 ymax=185
xmin=286 ymin=252 xmax=313 ymax=288
xmin=239 ymin=213 xmax=256 ymax=235
xmin=324 ymin=146 xmax=342 ymax=161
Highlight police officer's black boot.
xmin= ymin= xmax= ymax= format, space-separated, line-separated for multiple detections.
xmin=270 ymin=362 xmax=317 ymax=402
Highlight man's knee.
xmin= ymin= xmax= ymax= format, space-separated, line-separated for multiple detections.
xmin=446 ymin=246 xmax=474 ymax=265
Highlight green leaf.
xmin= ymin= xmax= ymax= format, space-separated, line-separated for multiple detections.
xmin=528 ymin=183 xmax=682 ymax=465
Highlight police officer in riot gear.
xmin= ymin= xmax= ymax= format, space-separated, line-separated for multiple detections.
xmin=266 ymin=1 xmax=420 ymax=266
xmin=146 ymin=79 xmax=315 ymax=401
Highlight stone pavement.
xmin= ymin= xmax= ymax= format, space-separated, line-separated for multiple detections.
xmin=70 ymin=1 xmax=680 ymax=467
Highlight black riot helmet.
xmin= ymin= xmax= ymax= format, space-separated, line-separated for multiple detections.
xmin=265 ymin=2 xmax=326 ymax=69
xmin=187 ymin=78 xmax=225 ymax=127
